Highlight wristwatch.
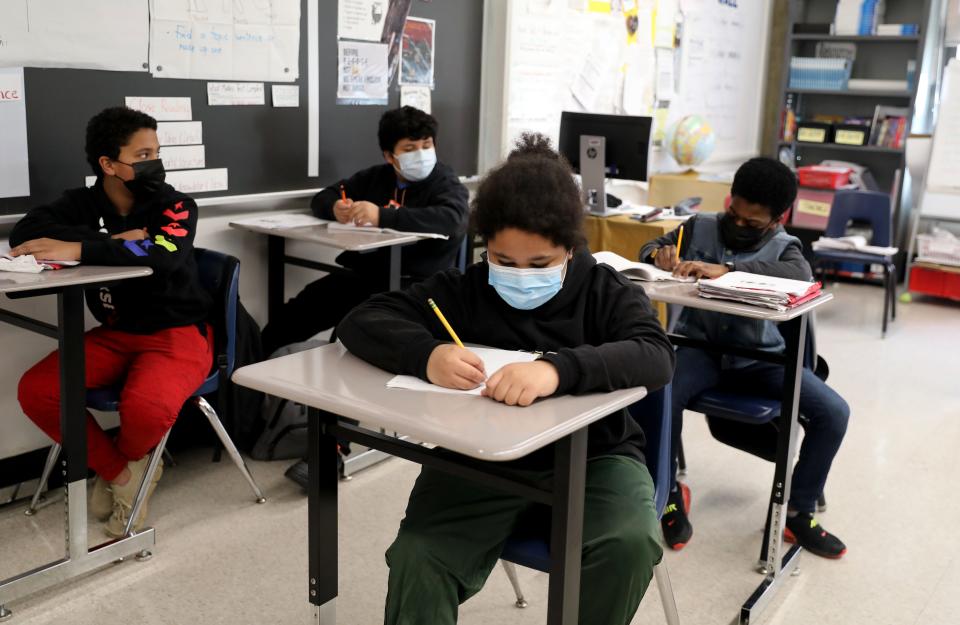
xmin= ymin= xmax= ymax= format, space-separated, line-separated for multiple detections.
xmin=724 ymin=260 xmax=736 ymax=272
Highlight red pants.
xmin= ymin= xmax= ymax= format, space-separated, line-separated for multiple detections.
xmin=18 ymin=324 xmax=213 ymax=481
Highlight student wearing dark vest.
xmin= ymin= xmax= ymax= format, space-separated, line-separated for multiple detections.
xmin=640 ymin=157 xmax=850 ymax=559
xmin=336 ymin=134 xmax=676 ymax=625
xmin=260 ymin=106 xmax=469 ymax=356
xmin=10 ymin=106 xmax=213 ymax=536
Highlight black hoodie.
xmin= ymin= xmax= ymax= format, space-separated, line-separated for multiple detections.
xmin=9 ymin=181 xmax=211 ymax=334
xmin=311 ymin=162 xmax=469 ymax=282
xmin=336 ymin=249 xmax=676 ymax=469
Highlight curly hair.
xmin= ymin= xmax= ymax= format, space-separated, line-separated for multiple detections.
xmin=378 ymin=106 xmax=438 ymax=153
xmin=85 ymin=106 xmax=158 ymax=178
xmin=730 ymin=157 xmax=798 ymax=218
xmin=471 ymin=133 xmax=585 ymax=249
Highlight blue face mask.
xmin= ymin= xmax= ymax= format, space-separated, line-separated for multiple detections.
xmin=488 ymin=258 xmax=568 ymax=310
xmin=394 ymin=147 xmax=437 ymax=182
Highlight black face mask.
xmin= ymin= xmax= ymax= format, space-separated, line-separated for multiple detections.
xmin=719 ymin=212 xmax=772 ymax=251
xmin=117 ymin=159 xmax=166 ymax=201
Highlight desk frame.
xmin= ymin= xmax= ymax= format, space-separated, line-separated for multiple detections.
xmin=0 ymin=284 xmax=155 ymax=621
xmin=307 ymin=412 xmax=589 ymax=625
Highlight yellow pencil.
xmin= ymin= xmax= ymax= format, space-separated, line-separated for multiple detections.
xmin=675 ymin=225 xmax=685 ymax=263
xmin=428 ymin=298 xmax=464 ymax=348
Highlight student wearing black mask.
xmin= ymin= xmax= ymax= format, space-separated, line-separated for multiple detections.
xmin=639 ymin=157 xmax=850 ymax=559
xmin=10 ymin=106 xmax=212 ymax=537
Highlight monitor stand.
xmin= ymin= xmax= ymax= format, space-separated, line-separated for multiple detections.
xmin=580 ymin=134 xmax=610 ymax=216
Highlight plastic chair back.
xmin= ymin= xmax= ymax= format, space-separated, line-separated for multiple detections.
xmin=825 ymin=190 xmax=892 ymax=246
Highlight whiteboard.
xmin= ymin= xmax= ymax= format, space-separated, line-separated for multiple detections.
xmin=483 ymin=0 xmax=771 ymax=170
xmin=0 ymin=1 xmax=149 ymax=72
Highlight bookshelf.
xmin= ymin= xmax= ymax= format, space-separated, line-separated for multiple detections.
xmin=773 ymin=0 xmax=934 ymax=254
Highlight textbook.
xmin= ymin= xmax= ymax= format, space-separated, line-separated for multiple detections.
xmin=698 ymin=272 xmax=822 ymax=312
xmin=592 ymin=251 xmax=695 ymax=283
xmin=812 ymin=235 xmax=898 ymax=256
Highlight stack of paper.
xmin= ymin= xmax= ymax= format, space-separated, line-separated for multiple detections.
xmin=386 ymin=347 xmax=538 ymax=396
xmin=698 ymin=272 xmax=822 ymax=312
xmin=812 ymin=235 xmax=898 ymax=256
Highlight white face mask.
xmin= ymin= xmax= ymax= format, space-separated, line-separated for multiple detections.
xmin=394 ymin=147 xmax=437 ymax=182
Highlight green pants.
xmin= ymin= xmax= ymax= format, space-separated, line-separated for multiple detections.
xmin=384 ymin=454 xmax=662 ymax=625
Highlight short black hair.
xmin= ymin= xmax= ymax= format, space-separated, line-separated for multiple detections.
xmin=85 ymin=106 xmax=158 ymax=178
xmin=471 ymin=133 xmax=584 ymax=250
xmin=730 ymin=157 xmax=798 ymax=219
xmin=378 ymin=106 xmax=438 ymax=153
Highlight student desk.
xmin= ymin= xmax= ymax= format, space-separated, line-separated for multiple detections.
xmin=584 ymin=216 xmax=683 ymax=326
xmin=640 ymin=281 xmax=833 ymax=625
xmin=229 ymin=221 xmax=419 ymax=325
xmin=0 ymin=265 xmax=153 ymax=621
xmin=232 ymin=343 xmax=647 ymax=625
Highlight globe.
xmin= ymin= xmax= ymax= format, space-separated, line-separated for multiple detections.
xmin=664 ymin=115 xmax=716 ymax=168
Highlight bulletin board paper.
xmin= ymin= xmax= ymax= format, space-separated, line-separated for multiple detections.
xmin=0 ymin=1 xmax=149 ymax=72
xmin=337 ymin=41 xmax=389 ymax=105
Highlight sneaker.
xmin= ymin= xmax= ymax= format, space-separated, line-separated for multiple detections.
xmin=661 ymin=482 xmax=693 ymax=550
xmin=104 ymin=456 xmax=164 ymax=538
xmin=90 ymin=476 xmax=113 ymax=521
xmin=784 ymin=513 xmax=846 ymax=559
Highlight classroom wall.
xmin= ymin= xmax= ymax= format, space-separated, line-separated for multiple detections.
xmin=0 ymin=204 xmax=333 ymax=462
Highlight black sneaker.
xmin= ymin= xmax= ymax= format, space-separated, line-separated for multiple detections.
xmin=284 ymin=450 xmax=346 ymax=491
xmin=784 ymin=513 xmax=847 ymax=559
xmin=661 ymin=482 xmax=693 ymax=550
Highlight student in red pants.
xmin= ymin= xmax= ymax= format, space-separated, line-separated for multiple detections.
xmin=9 ymin=106 xmax=213 ymax=536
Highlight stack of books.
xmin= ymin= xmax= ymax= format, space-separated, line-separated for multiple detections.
xmin=698 ymin=272 xmax=823 ymax=312
xmin=789 ymin=57 xmax=852 ymax=90
xmin=876 ymin=23 xmax=919 ymax=36
xmin=868 ymin=105 xmax=909 ymax=149
xmin=834 ymin=0 xmax=884 ymax=36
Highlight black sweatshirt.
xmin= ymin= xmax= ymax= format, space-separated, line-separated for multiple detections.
xmin=638 ymin=216 xmax=813 ymax=280
xmin=312 ymin=162 xmax=469 ymax=281
xmin=336 ymin=249 xmax=676 ymax=469
xmin=9 ymin=181 xmax=211 ymax=334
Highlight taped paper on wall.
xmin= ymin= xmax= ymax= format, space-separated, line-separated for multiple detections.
xmin=207 ymin=82 xmax=266 ymax=106
xmin=149 ymin=0 xmax=300 ymax=82
xmin=338 ymin=0 xmax=387 ymax=42
xmin=165 ymin=168 xmax=229 ymax=194
xmin=400 ymin=85 xmax=431 ymax=114
xmin=0 ymin=68 xmax=30 ymax=200
xmin=400 ymin=18 xmax=435 ymax=87
xmin=0 ymin=1 xmax=149 ymax=72
xmin=159 ymin=145 xmax=205 ymax=171
xmin=125 ymin=96 xmax=193 ymax=121
xmin=272 ymin=84 xmax=300 ymax=107
xmin=157 ymin=121 xmax=203 ymax=146
xmin=337 ymin=41 xmax=389 ymax=105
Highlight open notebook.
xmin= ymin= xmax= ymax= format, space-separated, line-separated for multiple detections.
xmin=592 ymin=251 xmax=695 ymax=283
xmin=386 ymin=347 xmax=538 ymax=396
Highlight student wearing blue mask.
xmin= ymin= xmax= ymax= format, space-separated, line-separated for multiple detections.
xmin=640 ymin=157 xmax=850 ymax=559
xmin=260 ymin=106 xmax=469 ymax=356
xmin=336 ymin=134 xmax=676 ymax=625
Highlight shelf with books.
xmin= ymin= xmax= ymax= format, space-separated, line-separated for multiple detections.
xmin=785 ymin=142 xmax=905 ymax=155
xmin=786 ymin=87 xmax=913 ymax=97
xmin=790 ymin=34 xmax=920 ymax=42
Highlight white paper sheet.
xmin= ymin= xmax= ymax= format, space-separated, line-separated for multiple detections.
xmin=655 ymin=47 xmax=676 ymax=100
xmin=165 ymin=168 xmax=229 ymax=194
xmin=386 ymin=348 xmax=539 ymax=396
xmin=400 ymin=85 xmax=431 ymax=113
xmin=125 ymin=96 xmax=193 ymax=121
xmin=272 ymin=84 xmax=300 ymax=107
xmin=230 ymin=214 xmax=330 ymax=230
xmin=338 ymin=0 xmax=387 ymax=42
xmin=207 ymin=82 xmax=266 ymax=106
xmin=327 ymin=222 xmax=449 ymax=240
xmin=0 ymin=68 xmax=30 ymax=200
xmin=160 ymin=145 xmax=205 ymax=171
xmin=337 ymin=40 xmax=389 ymax=105
xmin=0 ymin=1 xmax=149 ymax=72
xmin=148 ymin=0 xmax=300 ymax=82
xmin=157 ymin=121 xmax=203 ymax=146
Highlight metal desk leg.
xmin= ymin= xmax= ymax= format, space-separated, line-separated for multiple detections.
xmin=740 ymin=314 xmax=808 ymax=625
xmin=547 ymin=429 xmax=588 ymax=625
xmin=308 ymin=409 xmax=339 ymax=624
xmin=388 ymin=245 xmax=402 ymax=292
xmin=0 ymin=287 xmax=156 ymax=617
xmin=268 ymin=235 xmax=286 ymax=325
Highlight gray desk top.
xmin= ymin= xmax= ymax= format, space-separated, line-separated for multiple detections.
xmin=640 ymin=282 xmax=833 ymax=321
xmin=230 ymin=221 xmax=420 ymax=252
xmin=232 ymin=343 xmax=647 ymax=462
xmin=0 ymin=265 xmax=153 ymax=294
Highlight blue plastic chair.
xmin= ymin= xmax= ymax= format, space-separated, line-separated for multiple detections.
xmin=813 ymin=189 xmax=897 ymax=337
xmin=684 ymin=319 xmax=828 ymax=512
xmin=27 ymin=249 xmax=266 ymax=531
xmin=498 ymin=386 xmax=681 ymax=624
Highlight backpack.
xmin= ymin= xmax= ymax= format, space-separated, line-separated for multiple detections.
xmin=249 ymin=339 xmax=328 ymax=461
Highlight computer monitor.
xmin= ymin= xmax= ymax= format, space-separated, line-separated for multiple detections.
xmin=558 ymin=111 xmax=653 ymax=182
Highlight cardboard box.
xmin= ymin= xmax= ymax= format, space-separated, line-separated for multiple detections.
xmin=791 ymin=186 xmax=835 ymax=230
xmin=647 ymin=172 xmax=731 ymax=213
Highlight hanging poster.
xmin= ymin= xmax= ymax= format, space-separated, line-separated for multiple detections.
xmin=400 ymin=18 xmax=435 ymax=88
xmin=338 ymin=0 xmax=387 ymax=41
xmin=337 ymin=41 xmax=389 ymax=105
